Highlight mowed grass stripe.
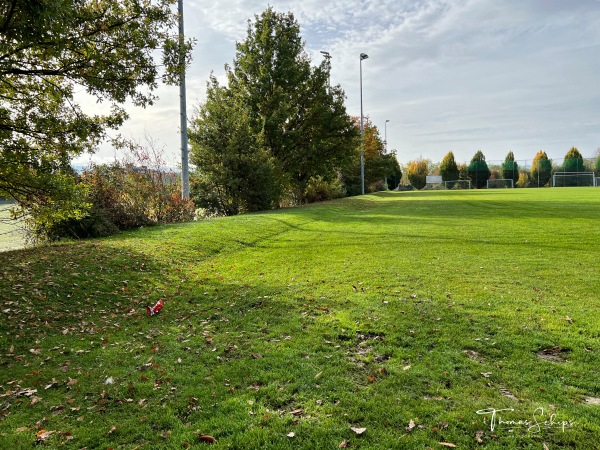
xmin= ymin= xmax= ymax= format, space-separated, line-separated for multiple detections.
xmin=0 ymin=188 xmax=599 ymax=449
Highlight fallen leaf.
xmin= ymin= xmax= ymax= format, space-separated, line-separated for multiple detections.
xmin=315 ymin=371 xmax=323 ymax=379
xmin=29 ymin=348 xmax=42 ymax=355
xmin=251 ymin=353 xmax=263 ymax=359
xmin=36 ymin=430 xmax=55 ymax=441
xmin=406 ymin=419 xmax=416 ymax=432
xmin=403 ymin=365 xmax=411 ymax=371
xmin=481 ymin=372 xmax=492 ymax=378
xmin=67 ymin=378 xmax=78 ymax=386
xmin=475 ymin=430 xmax=484 ymax=443
xmin=565 ymin=316 xmax=573 ymax=324
xmin=543 ymin=444 xmax=549 ymax=450
xmin=287 ymin=432 xmax=295 ymax=438
xmin=351 ymin=427 xmax=366 ymax=435
xmin=439 ymin=443 xmax=457 ymax=448
xmin=108 ymin=425 xmax=116 ymax=435
xmin=29 ymin=396 xmax=42 ymax=405
xmin=16 ymin=426 xmax=29 ymax=432
xmin=104 ymin=377 xmax=114 ymax=385
xmin=339 ymin=440 xmax=348 ymax=448
xmin=290 ymin=408 xmax=303 ymax=415
xmin=198 ymin=434 xmax=217 ymax=443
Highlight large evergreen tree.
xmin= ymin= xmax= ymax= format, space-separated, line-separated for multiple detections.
xmin=563 ymin=147 xmax=585 ymax=172
xmin=0 ymin=0 xmax=190 ymax=220
xmin=467 ymin=150 xmax=491 ymax=189
xmin=502 ymin=151 xmax=519 ymax=184
xmin=530 ymin=150 xmax=552 ymax=187
xmin=194 ymin=7 xmax=357 ymax=206
xmin=440 ymin=151 xmax=459 ymax=182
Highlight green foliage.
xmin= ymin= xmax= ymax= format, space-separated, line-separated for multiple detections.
xmin=530 ymin=150 xmax=552 ymax=187
xmin=516 ymin=171 xmax=530 ymax=188
xmin=502 ymin=151 xmax=520 ymax=183
xmin=467 ymin=150 xmax=491 ymax=189
xmin=190 ymin=7 xmax=357 ymax=209
xmin=303 ymin=176 xmax=346 ymax=203
xmin=563 ymin=147 xmax=586 ymax=172
xmin=189 ymin=77 xmax=281 ymax=215
xmin=0 ymin=0 xmax=191 ymax=220
xmin=29 ymin=142 xmax=195 ymax=241
xmin=407 ymin=160 xmax=428 ymax=190
xmin=439 ymin=151 xmax=459 ymax=182
xmin=596 ymin=155 xmax=600 ymax=172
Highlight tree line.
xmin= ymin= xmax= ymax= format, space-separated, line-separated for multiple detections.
xmin=406 ymin=147 xmax=599 ymax=189
xmin=187 ymin=7 xmax=400 ymax=215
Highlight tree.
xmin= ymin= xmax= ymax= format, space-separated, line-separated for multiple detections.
xmin=189 ymin=76 xmax=280 ymax=215
xmin=530 ymin=150 xmax=552 ymax=187
xmin=440 ymin=151 xmax=459 ymax=182
xmin=222 ymin=7 xmax=358 ymax=204
xmin=502 ymin=151 xmax=519 ymax=184
xmin=407 ymin=160 xmax=428 ymax=190
xmin=467 ymin=150 xmax=491 ymax=189
xmin=563 ymin=147 xmax=586 ymax=172
xmin=0 ymin=0 xmax=191 ymax=222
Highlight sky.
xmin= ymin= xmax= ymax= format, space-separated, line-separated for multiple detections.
xmin=77 ymin=0 xmax=600 ymax=167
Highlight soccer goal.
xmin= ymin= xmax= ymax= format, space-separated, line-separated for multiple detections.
xmin=552 ymin=172 xmax=595 ymax=187
xmin=595 ymin=177 xmax=600 ymax=187
xmin=445 ymin=180 xmax=471 ymax=190
xmin=486 ymin=179 xmax=514 ymax=189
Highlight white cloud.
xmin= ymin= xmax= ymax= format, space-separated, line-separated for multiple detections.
xmin=89 ymin=0 xmax=600 ymax=167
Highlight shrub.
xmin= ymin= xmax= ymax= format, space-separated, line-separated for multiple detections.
xmin=516 ymin=172 xmax=530 ymax=188
xmin=304 ymin=176 xmax=346 ymax=203
xmin=28 ymin=140 xmax=195 ymax=241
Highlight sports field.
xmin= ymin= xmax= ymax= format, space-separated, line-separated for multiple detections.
xmin=0 ymin=202 xmax=24 ymax=252
xmin=0 ymin=188 xmax=598 ymax=448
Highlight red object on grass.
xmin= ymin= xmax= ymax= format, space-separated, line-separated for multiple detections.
xmin=147 ymin=299 xmax=164 ymax=316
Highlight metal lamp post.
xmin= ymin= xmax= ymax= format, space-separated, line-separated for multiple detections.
xmin=360 ymin=52 xmax=369 ymax=195
xmin=384 ymin=119 xmax=390 ymax=153
xmin=178 ymin=0 xmax=189 ymax=199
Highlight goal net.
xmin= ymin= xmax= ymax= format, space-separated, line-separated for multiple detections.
xmin=486 ymin=179 xmax=514 ymax=189
xmin=445 ymin=180 xmax=471 ymax=190
xmin=552 ymin=172 xmax=595 ymax=187
xmin=595 ymin=177 xmax=600 ymax=187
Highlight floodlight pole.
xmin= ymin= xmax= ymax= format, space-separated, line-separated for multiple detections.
xmin=320 ymin=51 xmax=331 ymax=86
xmin=178 ymin=0 xmax=189 ymax=199
xmin=384 ymin=119 xmax=390 ymax=154
xmin=360 ymin=53 xmax=369 ymax=195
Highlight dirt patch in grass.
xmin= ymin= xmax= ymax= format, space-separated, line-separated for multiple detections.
xmin=536 ymin=346 xmax=570 ymax=363
xmin=463 ymin=349 xmax=483 ymax=362
xmin=583 ymin=396 xmax=600 ymax=405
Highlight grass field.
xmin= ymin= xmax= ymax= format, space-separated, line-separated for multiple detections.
xmin=0 ymin=188 xmax=599 ymax=449
xmin=0 ymin=202 xmax=25 ymax=252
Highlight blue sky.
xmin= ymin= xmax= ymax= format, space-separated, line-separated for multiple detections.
xmin=78 ymin=0 xmax=600 ymax=167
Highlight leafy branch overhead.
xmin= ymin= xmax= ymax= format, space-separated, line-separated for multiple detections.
xmin=0 ymin=0 xmax=193 ymax=218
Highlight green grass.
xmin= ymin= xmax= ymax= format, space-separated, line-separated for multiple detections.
xmin=1 ymin=188 xmax=599 ymax=449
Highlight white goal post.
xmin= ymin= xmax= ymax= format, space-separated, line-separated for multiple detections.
xmin=444 ymin=180 xmax=471 ymax=190
xmin=486 ymin=179 xmax=514 ymax=189
xmin=552 ymin=172 xmax=595 ymax=187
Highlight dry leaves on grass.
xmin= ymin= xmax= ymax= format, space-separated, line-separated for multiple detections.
xmin=475 ymin=430 xmax=484 ymax=443
xmin=351 ymin=427 xmax=366 ymax=435
xmin=198 ymin=434 xmax=217 ymax=443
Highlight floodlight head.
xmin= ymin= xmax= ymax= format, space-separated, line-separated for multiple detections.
xmin=320 ymin=50 xmax=331 ymax=59
xmin=360 ymin=53 xmax=369 ymax=60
